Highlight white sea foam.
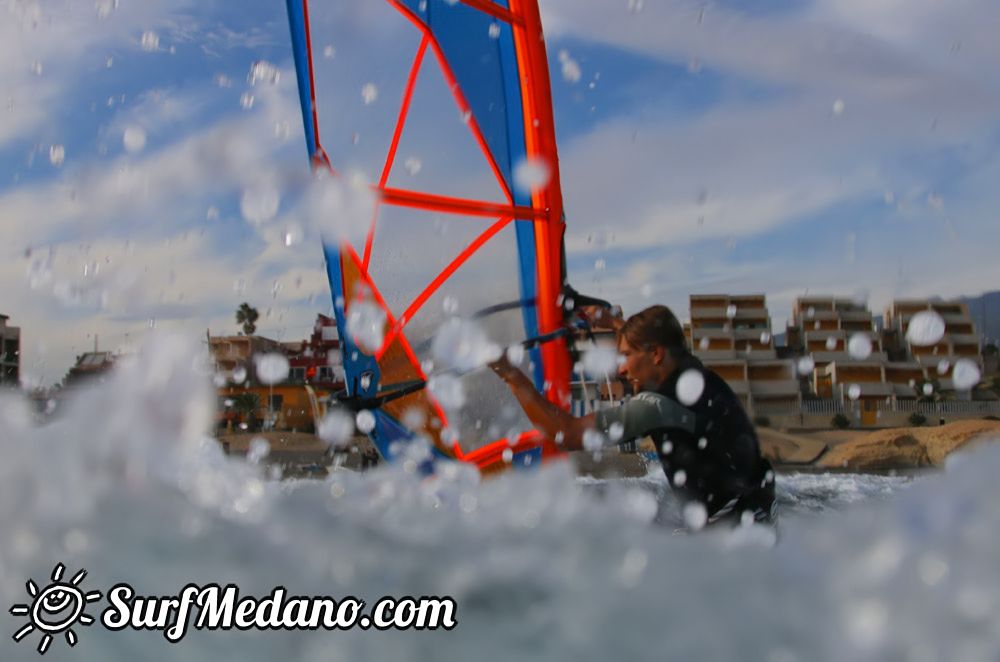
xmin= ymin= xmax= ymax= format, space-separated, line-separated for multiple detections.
xmin=1 ymin=333 xmax=998 ymax=661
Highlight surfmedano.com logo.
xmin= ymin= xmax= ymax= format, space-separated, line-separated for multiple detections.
xmin=9 ymin=563 xmax=103 ymax=655
xmin=9 ymin=562 xmax=458 ymax=655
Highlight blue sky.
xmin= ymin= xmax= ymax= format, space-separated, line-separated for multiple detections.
xmin=2 ymin=0 xmax=999 ymax=385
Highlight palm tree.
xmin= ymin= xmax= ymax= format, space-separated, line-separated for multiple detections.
xmin=236 ymin=302 xmax=259 ymax=336
xmin=231 ymin=392 xmax=261 ymax=430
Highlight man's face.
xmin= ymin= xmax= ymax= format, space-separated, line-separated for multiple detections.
xmin=616 ymin=337 xmax=662 ymax=392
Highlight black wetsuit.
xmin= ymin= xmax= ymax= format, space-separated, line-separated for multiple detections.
xmin=596 ymin=353 xmax=776 ymax=525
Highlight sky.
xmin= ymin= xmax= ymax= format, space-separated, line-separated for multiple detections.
xmin=2 ymin=0 xmax=999 ymax=387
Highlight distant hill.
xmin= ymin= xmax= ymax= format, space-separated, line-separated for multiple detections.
xmin=960 ymin=290 xmax=1000 ymax=346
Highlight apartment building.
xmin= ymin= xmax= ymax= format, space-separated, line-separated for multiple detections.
xmin=0 ymin=314 xmax=19 ymax=386
xmin=687 ymin=295 xmax=800 ymax=415
xmin=884 ymin=299 xmax=982 ymax=391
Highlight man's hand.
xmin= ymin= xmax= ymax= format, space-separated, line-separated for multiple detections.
xmin=580 ymin=304 xmax=624 ymax=331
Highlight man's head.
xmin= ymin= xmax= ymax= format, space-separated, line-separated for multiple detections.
xmin=616 ymin=305 xmax=688 ymax=391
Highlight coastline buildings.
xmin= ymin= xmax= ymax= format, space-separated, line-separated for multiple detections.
xmin=208 ymin=314 xmax=345 ymax=432
xmin=578 ymin=292 xmax=997 ymax=427
xmin=685 ymin=294 xmax=800 ymax=416
xmin=0 ymin=314 xmax=20 ymax=387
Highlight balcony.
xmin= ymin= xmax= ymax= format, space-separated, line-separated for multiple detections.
xmin=836 ymin=309 xmax=874 ymax=323
xmin=690 ymin=327 xmax=735 ymax=339
xmin=694 ymin=349 xmax=738 ymax=360
xmin=948 ymin=333 xmax=980 ymax=347
xmin=743 ymin=349 xmax=778 ymax=360
xmin=750 ymin=379 xmax=801 ymax=397
xmin=722 ymin=379 xmax=750 ymax=396
xmin=837 ymin=382 xmax=894 ymax=398
xmin=733 ymin=327 xmax=772 ymax=340
xmin=690 ymin=306 xmax=767 ymax=321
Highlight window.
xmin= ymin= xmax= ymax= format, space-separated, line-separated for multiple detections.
xmin=289 ymin=367 xmax=306 ymax=381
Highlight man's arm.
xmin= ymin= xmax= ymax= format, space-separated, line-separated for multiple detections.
xmin=490 ymin=356 xmax=595 ymax=451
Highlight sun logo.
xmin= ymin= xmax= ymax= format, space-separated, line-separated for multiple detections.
xmin=9 ymin=563 xmax=102 ymax=655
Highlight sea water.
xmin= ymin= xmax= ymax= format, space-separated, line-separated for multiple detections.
xmin=1 ymin=334 xmax=997 ymax=661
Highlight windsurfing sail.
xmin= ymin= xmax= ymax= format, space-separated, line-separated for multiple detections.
xmin=285 ymin=0 xmax=573 ymax=473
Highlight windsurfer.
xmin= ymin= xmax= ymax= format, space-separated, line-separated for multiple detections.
xmin=490 ymin=304 xmax=776 ymax=527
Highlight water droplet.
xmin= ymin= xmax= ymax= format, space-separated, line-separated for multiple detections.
xmin=95 ymin=0 xmax=119 ymax=19
xmin=698 ymin=337 xmax=710 ymax=351
xmin=760 ymin=331 xmax=771 ymax=344
xmin=247 ymin=437 xmax=270 ymax=463
xmin=346 ymin=301 xmax=386 ymax=354
xmin=431 ymin=318 xmax=501 ymax=372
xmin=361 ymin=83 xmax=378 ymax=105
xmin=640 ymin=283 xmax=653 ymax=298
xmin=442 ymin=296 xmax=458 ymax=314
xmin=797 ymin=356 xmax=815 ymax=376
xmin=697 ymin=437 xmax=708 ymax=449
xmin=505 ymin=344 xmax=525 ymax=367
xmin=514 ymin=157 xmax=551 ymax=193
xmin=682 ymin=501 xmax=706 ymax=530
xmin=140 ymin=30 xmax=160 ymax=52
xmin=403 ymin=156 xmax=422 ymax=175
xmin=323 ymin=44 xmax=335 ymax=58
xmin=952 ymin=359 xmax=981 ymax=390
xmin=501 ymin=448 xmax=513 ymax=463
xmin=627 ymin=0 xmax=644 ymax=13
xmin=254 ymin=353 xmax=289 ymax=384
xmin=608 ymin=422 xmax=625 ymax=443
xmin=581 ymin=345 xmax=620 ymax=379
xmin=488 ymin=22 xmax=501 ymax=39
xmin=661 ymin=440 xmax=673 ymax=454
xmin=676 ymin=369 xmax=704 ymax=405
xmin=30 ymin=60 xmax=43 ymax=76
xmin=274 ymin=121 xmax=291 ymax=141
xmin=906 ymin=310 xmax=946 ymax=347
xmin=283 ymin=223 xmax=303 ymax=247
xmin=832 ymin=99 xmax=845 ymax=115
xmin=513 ymin=156 xmax=550 ymax=193
xmin=49 ymin=144 xmax=65 ymax=166
xmin=673 ymin=469 xmax=687 ymax=487
xmin=557 ymin=50 xmax=581 ymax=83
xmin=240 ymin=184 xmax=280 ymax=226
xmin=848 ymin=333 xmax=873 ymax=360
xmin=582 ymin=429 xmax=605 ymax=451
xmin=428 ymin=373 xmax=466 ymax=410
xmin=122 ymin=126 xmax=147 ymax=153
xmin=240 ymin=92 xmax=255 ymax=110
xmin=248 ymin=60 xmax=280 ymax=86
xmin=922 ymin=382 xmax=934 ymax=397
xmin=231 ymin=366 xmax=247 ymax=384
xmin=936 ymin=360 xmax=950 ymax=375
xmin=355 ymin=410 xmax=376 ymax=434
xmin=848 ymin=384 xmax=861 ymax=400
